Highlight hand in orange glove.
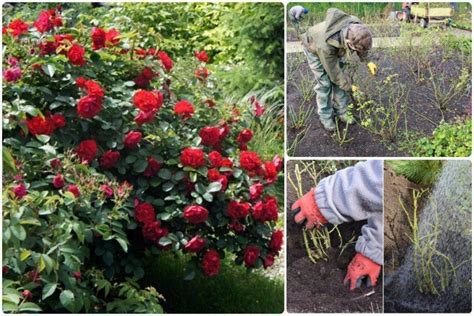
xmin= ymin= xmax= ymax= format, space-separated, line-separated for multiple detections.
xmin=344 ymin=252 xmax=381 ymax=291
xmin=291 ymin=188 xmax=328 ymax=229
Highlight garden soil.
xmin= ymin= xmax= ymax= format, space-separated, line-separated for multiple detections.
xmin=286 ymin=163 xmax=383 ymax=313
xmin=287 ymin=45 xmax=471 ymax=157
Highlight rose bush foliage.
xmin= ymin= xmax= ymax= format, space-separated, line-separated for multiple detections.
xmin=2 ymin=6 xmax=283 ymax=312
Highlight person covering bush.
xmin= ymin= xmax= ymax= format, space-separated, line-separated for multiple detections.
xmin=2 ymin=4 xmax=283 ymax=313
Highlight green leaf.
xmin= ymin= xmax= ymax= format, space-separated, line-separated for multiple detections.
xmin=59 ymin=290 xmax=75 ymax=312
xmin=124 ymin=81 xmax=135 ymax=87
xmin=158 ymin=236 xmax=172 ymax=246
xmin=125 ymin=155 xmax=137 ymax=164
xmin=19 ymin=302 xmax=42 ymax=312
xmin=42 ymin=283 xmax=57 ymax=300
xmin=2 ymin=147 xmax=17 ymax=173
xmin=11 ymin=225 xmax=26 ymax=241
xmin=41 ymin=64 xmax=56 ymax=78
xmin=133 ymin=159 xmax=148 ymax=173
xmin=20 ymin=218 xmax=41 ymax=226
xmin=174 ymin=171 xmax=185 ymax=181
xmin=207 ymin=181 xmax=222 ymax=193
xmin=184 ymin=270 xmax=196 ymax=281
xmin=202 ymin=192 xmax=213 ymax=202
xmin=162 ymin=182 xmax=174 ymax=192
xmin=195 ymin=183 xmax=206 ymax=195
xmin=158 ymin=168 xmax=172 ymax=180
xmin=36 ymin=135 xmax=50 ymax=143
xmin=39 ymin=144 xmax=56 ymax=155
xmin=189 ymin=172 xmax=197 ymax=183
xmin=20 ymin=249 xmax=31 ymax=261
xmin=116 ymin=238 xmax=128 ymax=253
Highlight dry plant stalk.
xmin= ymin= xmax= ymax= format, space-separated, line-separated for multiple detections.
xmin=399 ymin=188 xmax=457 ymax=296
xmin=288 ymin=162 xmax=348 ymax=263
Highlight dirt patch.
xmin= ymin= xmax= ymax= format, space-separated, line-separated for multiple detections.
xmin=286 ymin=161 xmax=383 ymax=313
xmin=287 ymin=45 xmax=471 ymax=157
xmin=383 ymin=167 xmax=422 ymax=274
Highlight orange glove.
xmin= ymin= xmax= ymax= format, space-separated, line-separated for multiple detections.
xmin=291 ymin=188 xmax=328 ymax=229
xmin=344 ymin=252 xmax=381 ymax=291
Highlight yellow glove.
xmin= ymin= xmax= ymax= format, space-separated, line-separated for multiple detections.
xmin=351 ymin=85 xmax=358 ymax=93
xmin=367 ymin=62 xmax=378 ymax=76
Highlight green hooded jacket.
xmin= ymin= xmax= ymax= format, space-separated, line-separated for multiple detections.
xmin=302 ymin=8 xmax=362 ymax=90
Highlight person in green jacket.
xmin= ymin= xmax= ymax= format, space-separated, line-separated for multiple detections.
xmin=290 ymin=8 xmax=373 ymax=131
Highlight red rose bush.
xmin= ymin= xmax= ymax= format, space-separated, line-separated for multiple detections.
xmin=2 ymin=6 xmax=283 ymax=313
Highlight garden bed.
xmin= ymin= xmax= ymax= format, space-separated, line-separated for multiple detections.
xmin=286 ymin=161 xmax=383 ymax=313
xmin=287 ymin=29 xmax=471 ymax=157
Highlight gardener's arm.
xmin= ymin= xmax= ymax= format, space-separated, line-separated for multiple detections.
xmin=318 ymin=51 xmax=351 ymax=91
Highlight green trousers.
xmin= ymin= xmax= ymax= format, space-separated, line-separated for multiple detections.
xmin=303 ymin=47 xmax=349 ymax=121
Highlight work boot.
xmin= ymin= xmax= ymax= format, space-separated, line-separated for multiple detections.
xmin=320 ymin=118 xmax=336 ymax=131
xmin=338 ymin=113 xmax=355 ymax=125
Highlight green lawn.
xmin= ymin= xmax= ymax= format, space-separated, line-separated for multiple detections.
xmin=143 ymin=253 xmax=284 ymax=313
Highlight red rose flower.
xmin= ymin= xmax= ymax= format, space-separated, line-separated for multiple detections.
xmin=272 ymin=154 xmax=283 ymax=172
xmin=229 ymin=221 xmax=245 ymax=234
xmin=208 ymin=151 xmax=223 ymax=168
xmin=133 ymin=90 xmax=163 ymax=112
xmin=237 ymin=129 xmax=253 ymax=144
xmin=239 ymin=151 xmax=262 ymax=173
xmin=135 ymin=109 xmax=157 ymax=125
xmin=39 ymin=40 xmax=58 ymax=55
xmin=219 ymin=123 xmax=230 ymax=141
xmin=68 ymin=44 xmax=86 ymax=66
xmin=142 ymin=220 xmax=168 ymax=243
xmin=180 ymin=147 xmax=205 ymax=169
xmin=100 ymin=184 xmax=114 ymax=198
xmin=100 ymin=150 xmax=120 ymax=169
xmin=72 ymin=271 xmax=82 ymax=281
xmin=91 ymin=27 xmax=106 ymax=50
xmin=135 ymin=202 xmax=156 ymax=224
xmin=26 ymin=115 xmax=55 ymax=136
xmin=194 ymin=50 xmax=209 ymax=63
xmin=26 ymin=269 xmax=41 ymax=284
xmin=68 ymin=184 xmax=81 ymax=197
xmin=134 ymin=67 xmax=155 ymax=88
xmin=249 ymin=183 xmax=264 ymax=200
xmin=8 ymin=19 xmax=29 ymax=37
xmin=77 ymin=95 xmax=102 ymax=118
xmin=174 ymin=100 xmax=194 ymax=119
xmin=124 ymin=131 xmax=142 ymax=149
xmin=3 ymin=67 xmax=22 ymax=82
xmin=251 ymin=97 xmax=265 ymax=117
xmin=105 ymin=28 xmax=120 ymax=46
xmin=252 ymin=196 xmax=279 ymax=223
xmin=50 ymin=114 xmax=66 ymax=129
xmin=201 ymin=249 xmax=221 ymax=277
xmin=269 ymin=230 xmax=283 ymax=254
xmin=76 ymin=139 xmax=97 ymax=163
xmin=144 ymin=156 xmax=161 ymax=177
xmin=22 ymin=290 xmax=33 ymax=301
xmin=3 ymin=265 xmax=10 ymax=274
xmin=83 ymin=80 xmax=105 ymax=99
xmin=184 ymin=235 xmax=206 ymax=253
xmin=226 ymin=200 xmax=251 ymax=220
xmin=50 ymin=158 xmax=62 ymax=169
xmin=220 ymin=158 xmax=233 ymax=177
xmin=52 ymin=173 xmax=65 ymax=188
xmin=183 ymin=205 xmax=209 ymax=224
xmin=13 ymin=183 xmax=27 ymax=199
xmin=195 ymin=67 xmax=209 ymax=80
xmin=262 ymin=161 xmax=278 ymax=184
xmin=207 ymin=168 xmax=228 ymax=192
xmin=34 ymin=10 xmax=54 ymax=33
xmin=157 ymin=51 xmax=173 ymax=71
xmin=243 ymin=245 xmax=261 ymax=267
xmin=199 ymin=126 xmax=221 ymax=147
xmin=263 ymin=254 xmax=275 ymax=269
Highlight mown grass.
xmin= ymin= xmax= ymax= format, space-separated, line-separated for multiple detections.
xmin=143 ymin=253 xmax=284 ymax=314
